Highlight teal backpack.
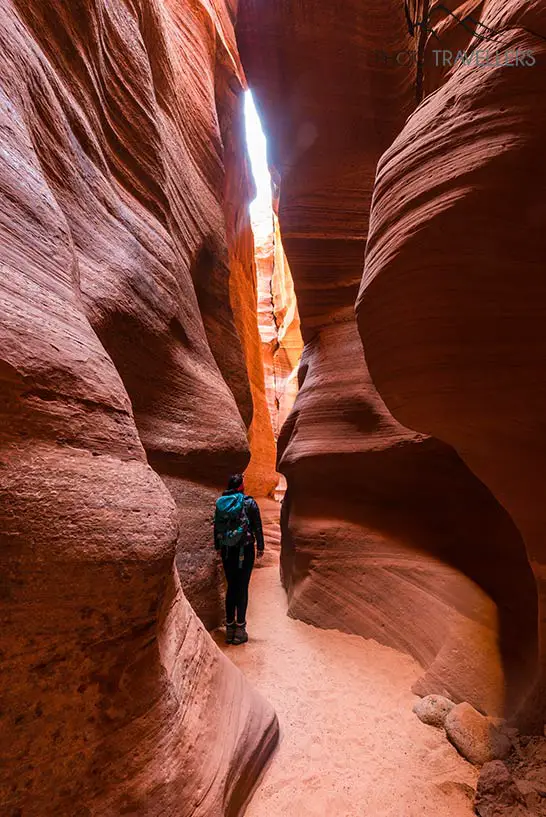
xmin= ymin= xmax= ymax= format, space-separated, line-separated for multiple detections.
xmin=214 ymin=493 xmax=249 ymax=568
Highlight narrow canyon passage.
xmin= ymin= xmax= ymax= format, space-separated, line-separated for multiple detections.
xmin=3 ymin=0 xmax=546 ymax=814
xmin=217 ymin=503 xmax=478 ymax=817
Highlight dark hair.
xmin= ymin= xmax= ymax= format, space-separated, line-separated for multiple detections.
xmin=227 ymin=473 xmax=244 ymax=490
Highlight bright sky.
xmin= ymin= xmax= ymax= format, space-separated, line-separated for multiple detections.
xmin=244 ymin=90 xmax=272 ymax=228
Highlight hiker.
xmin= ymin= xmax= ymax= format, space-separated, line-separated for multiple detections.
xmin=214 ymin=473 xmax=264 ymax=645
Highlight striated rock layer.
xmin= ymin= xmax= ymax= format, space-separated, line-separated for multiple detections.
xmin=358 ymin=1 xmax=546 ymax=729
xmin=0 ymin=0 xmax=278 ymax=813
xmin=238 ymin=0 xmax=538 ymax=717
xmin=255 ymin=209 xmax=303 ymax=440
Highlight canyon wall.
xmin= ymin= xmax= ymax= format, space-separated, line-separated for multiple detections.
xmin=0 ymin=0 xmax=278 ymax=813
xmin=255 ymin=209 xmax=303 ymax=440
xmin=358 ymin=1 xmax=546 ymax=730
xmin=238 ymin=0 xmax=538 ymax=718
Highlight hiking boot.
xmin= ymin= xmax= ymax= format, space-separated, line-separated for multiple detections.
xmin=225 ymin=622 xmax=236 ymax=644
xmin=232 ymin=622 xmax=248 ymax=645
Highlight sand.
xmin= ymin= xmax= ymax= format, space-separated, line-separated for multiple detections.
xmin=216 ymin=504 xmax=478 ymax=817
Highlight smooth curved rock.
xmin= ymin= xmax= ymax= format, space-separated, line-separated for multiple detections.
xmin=13 ymin=0 xmax=275 ymax=626
xmin=238 ymin=0 xmax=538 ymax=718
xmin=358 ymin=0 xmax=546 ymax=729
xmin=0 ymin=0 xmax=278 ymax=812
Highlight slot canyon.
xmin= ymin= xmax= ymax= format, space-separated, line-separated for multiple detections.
xmin=1 ymin=0 xmax=546 ymax=815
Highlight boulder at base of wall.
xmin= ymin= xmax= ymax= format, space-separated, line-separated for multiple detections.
xmin=445 ymin=704 xmax=512 ymax=766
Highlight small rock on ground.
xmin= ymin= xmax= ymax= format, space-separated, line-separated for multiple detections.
xmin=413 ymin=694 xmax=455 ymax=727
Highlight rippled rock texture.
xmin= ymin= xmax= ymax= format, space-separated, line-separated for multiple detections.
xmin=238 ymin=0 xmax=538 ymax=718
xmin=255 ymin=209 xmax=303 ymax=440
xmin=358 ymin=0 xmax=546 ymax=730
xmin=0 ymin=0 xmax=278 ymax=812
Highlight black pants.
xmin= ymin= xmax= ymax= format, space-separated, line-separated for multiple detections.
xmin=221 ymin=544 xmax=255 ymax=624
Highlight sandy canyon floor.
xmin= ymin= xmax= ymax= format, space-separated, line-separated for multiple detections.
xmin=215 ymin=501 xmax=478 ymax=817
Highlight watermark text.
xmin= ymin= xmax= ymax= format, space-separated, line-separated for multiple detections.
xmin=372 ymin=47 xmax=536 ymax=68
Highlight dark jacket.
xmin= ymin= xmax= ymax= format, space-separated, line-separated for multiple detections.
xmin=215 ymin=489 xmax=265 ymax=553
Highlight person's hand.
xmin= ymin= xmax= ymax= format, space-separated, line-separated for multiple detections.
xmin=257 ymin=550 xmax=264 ymax=559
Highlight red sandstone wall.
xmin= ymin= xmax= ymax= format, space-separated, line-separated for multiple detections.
xmin=271 ymin=216 xmax=303 ymax=434
xmin=237 ymin=0 xmax=538 ymax=718
xmin=0 ymin=0 xmax=278 ymax=812
xmin=358 ymin=0 xmax=546 ymax=730
xmin=256 ymin=210 xmax=303 ymax=440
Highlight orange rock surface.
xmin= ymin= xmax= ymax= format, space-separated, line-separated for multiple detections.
xmin=0 ymin=0 xmax=277 ymax=812
xmin=238 ymin=0 xmax=538 ymax=718
xmin=358 ymin=1 xmax=546 ymax=729
xmin=255 ymin=209 xmax=303 ymax=439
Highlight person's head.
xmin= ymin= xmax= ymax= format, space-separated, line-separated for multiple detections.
xmin=227 ymin=473 xmax=244 ymax=493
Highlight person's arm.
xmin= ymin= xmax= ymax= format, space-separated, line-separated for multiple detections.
xmin=246 ymin=499 xmax=265 ymax=554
